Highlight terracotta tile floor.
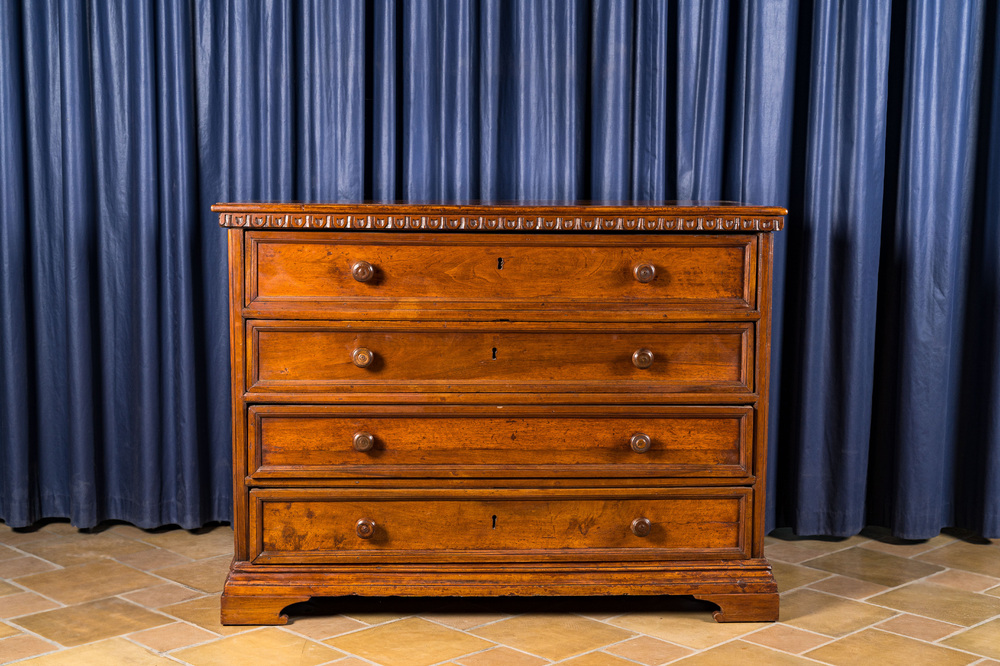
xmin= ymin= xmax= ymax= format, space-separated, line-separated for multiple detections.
xmin=0 ymin=522 xmax=998 ymax=665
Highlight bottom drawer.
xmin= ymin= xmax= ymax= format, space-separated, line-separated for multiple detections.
xmin=250 ymin=487 xmax=751 ymax=564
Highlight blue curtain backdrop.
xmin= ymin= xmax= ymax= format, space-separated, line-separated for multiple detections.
xmin=1 ymin=0 xmax=998 ymax=538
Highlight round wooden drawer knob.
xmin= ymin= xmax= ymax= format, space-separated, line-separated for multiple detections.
xmin=631 ymin=517 xmax=652 ymax=537
xmin=353 ymin=432 xmax=375 ymax=452
xmin=630 ymin=433 xmax=652 ymax=453
xmin=632 ymin=349 xmax=654 ymax=369
xmin=352 ymin=261 xmax=375 ymax=283
xmin=633 ymin=263 xmax=656 ymax=283
xmin=356 ymin=518 xmax=376 ymax=539
xmin=352 ymin=347 xmax=374 ymax=368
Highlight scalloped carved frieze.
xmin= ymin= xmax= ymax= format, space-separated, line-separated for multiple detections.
xmin=219 ymin=212 xmax=783 ymax=232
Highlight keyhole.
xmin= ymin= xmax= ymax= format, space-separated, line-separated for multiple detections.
xmin=492 ymin=515 xmax=498 ymax=529
xmin=497 ymin=257 xmax=504 ymax=270
xmin=492 ymin=347 xmax=497 ymax=360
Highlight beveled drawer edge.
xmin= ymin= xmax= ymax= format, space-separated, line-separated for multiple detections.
xmin=247 ymin=403 xmax=756 ymax=417
xmin=245 ymin=231 xmax=758 ymax=312
xmin=241 ymin=304 xmax=763 ymax=322
xmin=249 ymin=484 xmax=753 ymax=501
xmin=246 ymin=403 xmax=754 ymax=481
xmin=242 ymin=391 xmax=762 ymax=405
xmin=243 ymin=475 xmax=758 ymax=488
xmin=245 ymin=320 xmax=755 ymax=396
xmin=249 ymin=486 xmax=751 ymax=565
xmin=253 ymin=547 xmax=751 ymax=565
xmin=245 ymin=466 xmax=755 ymax=482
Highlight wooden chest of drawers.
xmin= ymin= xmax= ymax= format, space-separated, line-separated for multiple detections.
xmin=216 ymin=202 xmax=785 ymax=624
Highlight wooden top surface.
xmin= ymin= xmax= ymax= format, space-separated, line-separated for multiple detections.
xmin=214 ymin=201 xmax=786 ymax=232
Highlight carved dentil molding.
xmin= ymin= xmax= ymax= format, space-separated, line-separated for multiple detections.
xmin=219 ymin=212 xmax=783 ymax=232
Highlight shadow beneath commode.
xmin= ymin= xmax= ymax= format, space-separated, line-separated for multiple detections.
xmin=281 ymin=594 xmax=721 ymax=624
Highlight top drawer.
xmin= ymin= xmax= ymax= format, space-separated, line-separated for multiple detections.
xmin=245 ymin=232 xmax=758 ymax=320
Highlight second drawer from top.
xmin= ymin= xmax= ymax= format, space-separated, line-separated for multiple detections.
xmin=246 ymin=321 xmax=755 ymax=398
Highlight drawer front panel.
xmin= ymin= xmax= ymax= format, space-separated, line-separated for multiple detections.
xmin=248 ymin=405 xmax=752 ymax=479
xmin=247 ymin=232 xmax=757 ymax=317
xmin=247 ymin=321 xmax=753 ymax=395
xmin=250 ymin=488 xmax=750 ymax=563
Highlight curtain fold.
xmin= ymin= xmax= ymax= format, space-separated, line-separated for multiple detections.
xmin=978 ymin=0 xmax=1000 ymax=533
xmin=777 ymin=0 xmax=891 ymax=536
xmin=296 ymin=0 xmax=366 ymax=201
xmin=869 ymin=0 xmax=993 ymax=538
xmin=0 ymin=0 xmax=29 ymax=528
xmin=1 ymin=0 xmax=998 ymax=537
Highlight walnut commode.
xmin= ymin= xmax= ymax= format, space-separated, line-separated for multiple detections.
xmin=216 ymin=202 xmax=785 ymax=624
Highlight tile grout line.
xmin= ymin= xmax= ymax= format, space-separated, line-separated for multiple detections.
xmin=844 ymin=626 xmax=999 ymax=663
xmin=103 ymin=551 xmax=232 ymax=595
xmin=584 ymin=610 xmax=772 ymax=662
xmin=371 ymin=615 xmax=540 ymax=664
xmin=581 ymin=612 xmax=733 ymax=658
xmin=672 ymin=631 xmax=832 ymax=664
xmin=574 ymin=600 xmax=777 ymax=661
xmin=3 ymin=546 xmax=225 ymax=611
xmin=330 ymin=654 xmax=381 ymax=666
xmin=158 ymin=623 xmax=354 ymax=664
xmin=2 ymin=598 xmax=187 ymax=659
xmin=786 ymin=553 xmax=1000 ymax=601
xmin=130 ymin=615 xmax=242 ymax=654
xmin=551 ymin=632 xmax=650 ymax=665
xmin=0 ymin=579 xmax=69 ymax=616
xmin=0 ymin=527 xmax=235 ymax=657
xmin=0 ymin=630 xmax=63 ymax=666
xmin=416 ymin=612 xmax=510 ymax=634
xmin=855 ymin=588 xmax=998 ymax=626
xmin=3 ymin=550 xmax=241 ymax=658
xmin=118 ymin=634 xmax=193 ymax=664
xmin=563 ymin=644 xmax=656 ymax=665
xmin=870 ymin=613 xmax=966 ymax=642
xmin=0 ymin=538 xmax=69 ymax=564
xmin=777 ymin=567 xmax=1000 ymax=660
xmin=739 ymin=621 xmax=845 ymax=657
xmin=116 ymin=593 xmax=259 ymax=645
xmin=411 ymin=611 xmax=641 ymax=665
xmin=780 ymin=602 xmax=999 ymax=663
xmin=768 ymin=549 xmax=998 ymax=661
xmin=932 ymin=609 xmax=1000 ymax=635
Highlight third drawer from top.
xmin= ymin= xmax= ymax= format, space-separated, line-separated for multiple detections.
xmin=245 ymin=404 xmax=755 ymax=480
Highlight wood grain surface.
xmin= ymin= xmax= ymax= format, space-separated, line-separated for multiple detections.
xmin=247 ymin=404 xmax=752 ymax=479
xmin=247 ymin=232 xmax=756 ymax=318
xmin=249 ymin=487 xmax=750 ymax=564
xmin=247 ymin=321 xmax=753 ymax=395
